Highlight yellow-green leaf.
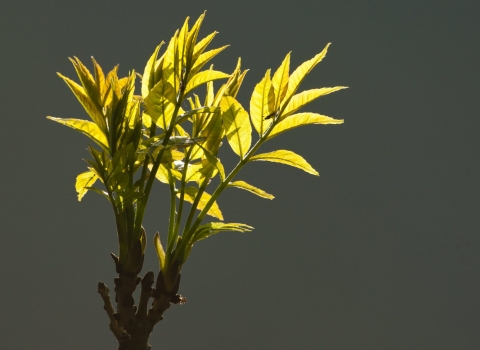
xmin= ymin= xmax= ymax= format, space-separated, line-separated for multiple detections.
xmin=153 ymin=232 xmax=166 ymax=274
xmin=69 ymin=57 xmax=101 ymax=106
xmin=177 ymin=17 xmax=190 ymax=71
xmin=197 ymin=146 xmax=225 ymax=182
xmin=228 ymin=180 xmax=274 ymax=199
xmin=118 ymin=77 xmax=129 ymax=94
xmin=193 ymin=31 xmax=218 ymax=61
xmin=185 ymin=70 xmax=230 ymax=95
xmin=205 ymin=77 xmax=215 ymax=106
xmin=193 ymin=109 xmax=223 ymax=157
xmin=249 ymin=149 xmax=319 ymax=176
xmin=281 ymin=87 xmax=348 ymax=119
xmin=220 ymin=96 xmax=251 ymax=158
xmin=282 ymin=43 xmax=331 ymax=109
xmin=193 ymin=222 xmax=253 ymax=243
xmin=191 ymin=45 xmax=229 ymax=74
xmin=185 ymin=162 xmax=204 ymax=183
xmin=145 ymin=79 xmax=177 ymax=130
xmin=142 ymin=43 xmax=164 ymax=98
xmin=91 ymin=57 xmax=106 ymax=98
xmin=47 ymin=117 xmax=109 ymax=151
xmin=227 ymin=67 xmax=248 ymax=99
xmin=249 ymin=69 xmax=275 ymax=135
xmin=180 ymin=187 xmax=223 ymax=220
xmin=57 ymin=73 xmax=106 ymax=131
xmin=163 ymin=31 xmax=179 ymax=92
xmin=176 ymin=106 xmax=221 ymax=124
xmin=75 ymin=170 xmax=99 ymax=201
xmin=103 ymin=66 xmax=119 ymax=108
xmin=271 ymin=52 xmax=290 ymax=108
xmin=185 ymin=13 xmax=205 ymax=70
xmin=268 ymin=113 xmax=344 ymax=140
xmin=151 ymin=163 xmax=176 ymax=185
xmin=142 ymin=112 xmax=153 ymax=129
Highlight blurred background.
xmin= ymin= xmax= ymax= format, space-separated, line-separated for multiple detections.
xmin=1 ymin=0 xmax=479 ymax=349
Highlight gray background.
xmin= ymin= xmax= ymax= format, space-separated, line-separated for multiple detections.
xmin=1 ymin=0 xmax=479 ymax=349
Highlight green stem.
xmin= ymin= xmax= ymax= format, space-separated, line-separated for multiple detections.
xmin=166 ymin=175 xmax=177 ymax=255
xmin=173 ymin=147 xmax=194 ymax=240
xmin=182 ymin=176 xmax=208 ymax=237
xmin=175 ymin=120 xmax=278 ymax=260
xmin=132 ymin=73 xmax=189 ymax=242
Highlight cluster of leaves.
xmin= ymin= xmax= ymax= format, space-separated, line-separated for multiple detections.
xmin=48 ymin=13 xmax=346 ymax=287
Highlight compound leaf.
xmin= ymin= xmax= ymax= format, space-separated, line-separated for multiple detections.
xmin=57 ymin=73 xmax=106 ymax=131
xmin=282 ymin=43 xmax=331 ymax=109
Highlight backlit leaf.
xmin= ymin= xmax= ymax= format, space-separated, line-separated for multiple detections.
xmin=57 ymin=73 xmax=106 ymax=131
xmin=145 ymin=79 xmax=177 ymax=130
xmin=271 ymin=52 xmax=290 ymax=108
xmin=281 ymin=87 xmax=348 ymax=119
xmin=185 ymin=162 xmax=204 ymax=183
xmin=268 ymin=113 xmax=343 ymax=140
xmin=221 ymin=96 xmax=251 ymax=158
xmin=185 ymin=70 xmax=230 ymax=96
xmin=151 ymin=163 xmax=175 ymax=185
xmin=195 ymin=144 xmax=225 ymax=182
xmin=193 ymin=222 xmax=253 ymax=243
xmin=176 ymin=106 xmax=221 ymax=124
xmin=154 ymin=232 xmax=166 ymax=274
xmin=47 ymin=117 xmax=109 ymax=151
xmin=191 ymin=45 xmax=229 ymax=74
xmin=205 ymin=77 xmax=215 ymax=106
xmin=163 ymin=31 xmax=179 ymax=92
xmin=282 ymin=43 xmax=331 ymax=110
xmin=69 ymin=57 xmax=101 ymax=106
xmin=228 ymin=180 xmax=274 ymax=199
xmin=249 ymin=149 xmax=319 ymax=176
xmin=227 ymin=66 xmax=248 ymax=98
xmin=250 ymin=69 xmax=275 ymax=135
xmin=142 ymin=43 xmax=164 ymax=98
xmin=85 ymin=186 xmax=110 ymax=201
xmin=91 ymin=57 xmax=106 ymax=98
xmin=180 ymin=187 xmax=223 ymax=220
xmin=75 ymin=170 xmax=98 ymax=201
xmin=192 ymin=111 xmax=223 ymax=158
xmin=185 ymin=13 xmax=205 ymax=70
xmin=177 ymin=17 xmax=190 ymax=74
xmin=193 ymin=32 xmax=218 ymax=62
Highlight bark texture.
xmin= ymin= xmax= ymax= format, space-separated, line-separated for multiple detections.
xmin=98 ymin=260 xmax=185 ymax=350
